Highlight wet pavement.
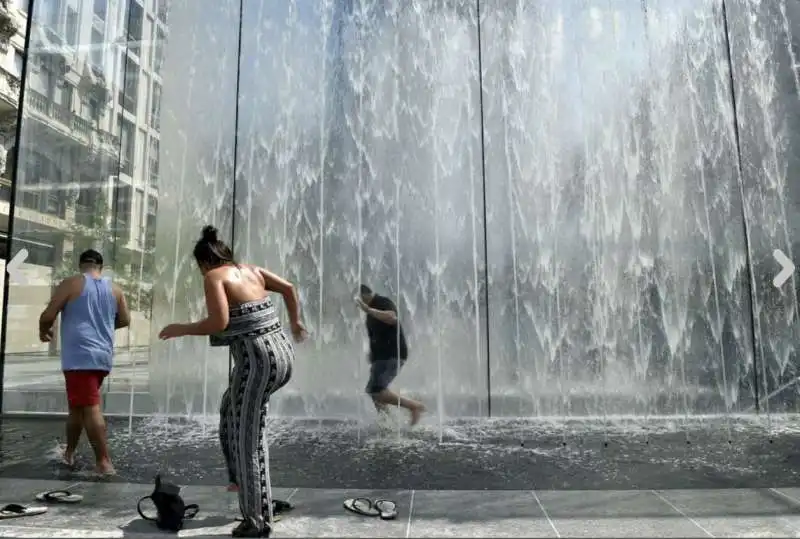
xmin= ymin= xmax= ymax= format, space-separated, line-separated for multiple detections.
xmin=1 ymin=415 xmax=800 ymax=491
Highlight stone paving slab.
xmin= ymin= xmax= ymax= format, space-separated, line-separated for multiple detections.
xmin=536 ymin=489 xmax=707 ymax=537
xmin=408 ymin=490 xmax=556 ymax=538
xmin=656 ymin=488 xmax=800 ymax=538
xmin=0 ymin=479 xmax=799 ymax=537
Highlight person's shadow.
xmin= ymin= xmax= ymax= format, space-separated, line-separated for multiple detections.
xmin=120 ymin=515 xmax=236 ymax=535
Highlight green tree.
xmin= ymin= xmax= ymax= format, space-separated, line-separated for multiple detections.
xmin=54 ymin=192 xmax=152 ymax=313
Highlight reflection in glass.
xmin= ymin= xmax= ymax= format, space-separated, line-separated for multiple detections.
xmin=3 ymin=0 xmax=164 ymax=414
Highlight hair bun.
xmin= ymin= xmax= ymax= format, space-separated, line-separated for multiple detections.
xmin=201 ymin=225 xmax=218 ymax=243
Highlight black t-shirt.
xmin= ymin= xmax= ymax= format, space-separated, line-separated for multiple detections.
xmin=366 ymin=294 xmax=408 ymax=361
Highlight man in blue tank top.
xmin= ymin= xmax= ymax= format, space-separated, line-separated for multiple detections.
xmin=38 ymin=249 xmax=130 ymax=476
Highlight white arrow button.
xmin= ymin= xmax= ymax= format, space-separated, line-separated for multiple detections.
xmin=773 ymin=249 xmax=795 ymax=288
xmin=6 ymin=248 xmax=28 ymax=284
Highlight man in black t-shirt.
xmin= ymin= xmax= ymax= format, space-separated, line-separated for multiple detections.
xmin=356 ymin=284 xmax=426 ymax=426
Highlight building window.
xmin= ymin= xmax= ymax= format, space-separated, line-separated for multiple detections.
xmin=153 ymin=27 xmax=165 ymax=75
xmin=156 ymin=0 xmax=167 ymax=24
xmin=42 ymin=65 xmax=57 ymax=101
xmin=61 ymin=83 xmax=72 ymax=109
xmin=148 ymin=137 xmax=159 ymax=187
xmin=114 ymin=183 xmax=132 ymax=234
xmin=119 ymin=117 xmax=135 ymax=176
xmin=149 ymin=82 xmax=160 ymax=129
xmin=76 ymin=184 xmax=103 ymax=228
xmin=87 ymin=95 xmax=101 ymax=121
xmin=90 ymin=29 xmax=103 ymax=67
xmin=16 ymin=237 xmax=54 ymax=267
xmin=127 ymin=0 xmax=144 ymax=56
xmin=40 ymin=0 xmax=62 ymax=29
xmin=120 ymin=60 xmax=139 ymax=114
xmin=66 ymin=7 xmax=78 ymax=47
xmin=145 ymin=194 xmax=156 ymax=251
xmin=12 ymin=51 xmax=22 ymax=78
xmin=93 ymin=0 xmax=107 ymax=21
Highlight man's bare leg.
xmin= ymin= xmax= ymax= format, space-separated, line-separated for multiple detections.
xmin=372 ymin=389 xmax=426 ymax=426
xmin=372 ymin=400 xmax=390 ymax=415
xmin=82 ymin=405 xmax=114 ymax=474
xmin=63 ymin=407 xmax=84 ymax=467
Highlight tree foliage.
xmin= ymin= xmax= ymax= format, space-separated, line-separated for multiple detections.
xmin=54 ymin=192 xmax=154 ymax=315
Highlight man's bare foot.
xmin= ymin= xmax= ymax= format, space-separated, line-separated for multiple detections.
xmin=95 ymin=459 xmax=116 ymax=476
xmin=62 ymin=451 xmax=75 ymax=468
xmin=410 ymin=405 xmax=426 ymax=426
xmin=227 ymin=484 xmax=239 ymax=492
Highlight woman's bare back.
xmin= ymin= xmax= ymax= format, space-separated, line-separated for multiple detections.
xmin=210 ymin=264 xmax=268 ymax=307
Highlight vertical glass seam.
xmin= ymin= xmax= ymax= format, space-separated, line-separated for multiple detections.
xmin=0 ymin=0 xmax=38 ymax=418
xmin=229 ymin=0 xmax=245 ymax=380
xmin=476 ymin=0 xmax=492 ymax=417
xmin=720 ymin=0 xmax=761 ymax=413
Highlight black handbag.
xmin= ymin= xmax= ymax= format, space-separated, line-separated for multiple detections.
xmin=137 ymin=474 xmax=199 ymax=532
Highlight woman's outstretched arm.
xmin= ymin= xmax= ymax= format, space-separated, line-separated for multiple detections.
xmin=257 ymin=267 xmax=301 ymax=327
xmin=158 ymin=274 xmax=230 ymax=339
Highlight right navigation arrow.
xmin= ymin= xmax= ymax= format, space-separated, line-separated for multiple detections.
xmin=773 ymin=249 xmax=795 ymax=288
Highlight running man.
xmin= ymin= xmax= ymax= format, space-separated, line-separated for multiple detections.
xmin=38 ymin=249 xmax=130 ymax=475
xmin=356 ymin=284 xmax=425 ymax=426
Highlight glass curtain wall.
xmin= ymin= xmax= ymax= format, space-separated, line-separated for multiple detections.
xmin=2 ymin=0 xmax=800 ymax=436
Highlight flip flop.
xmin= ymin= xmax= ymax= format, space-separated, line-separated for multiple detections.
xmin=272 ymin=499 xmax=294 ymax=515
xmin=34 ymin=490 xmax=83 ymax=504
xmin=343 ymin=498 xmax=380 ymax=517
xmin=374 ymin=499 xmax=398 ymax=520
xmin=0 ymin=504 xmax=48 ymax=519
xmin=234 ymin=515 xmax=282 ymax=523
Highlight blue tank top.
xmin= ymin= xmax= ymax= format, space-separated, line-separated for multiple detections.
xmin=60 ymin=274 xmax=117 ymax=372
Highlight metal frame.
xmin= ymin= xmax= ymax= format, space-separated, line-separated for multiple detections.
xmin=0 ymin=0 xmax=38 ymax=420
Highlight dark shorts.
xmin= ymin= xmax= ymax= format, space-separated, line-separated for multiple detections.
xmin=366 ymin=357 xmax=406 ymax=395
xmin=64 ymin=370 xmax=108 ymax=407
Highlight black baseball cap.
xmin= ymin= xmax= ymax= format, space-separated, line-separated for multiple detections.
xmin=79 ymin=249 xmax=103 ymax=266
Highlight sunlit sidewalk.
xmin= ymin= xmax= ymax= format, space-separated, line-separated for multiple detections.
xmin=0 ymin=478 xmax=798 ymax=538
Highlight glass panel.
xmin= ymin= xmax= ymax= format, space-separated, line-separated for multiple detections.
xmin=483 ymin=0 xmax=752 ymax=425
xmin=2 ymin=0 xmax=171 ymax=415
xmin=236 ymin=0 xmax=486 ymax=420
xmin=727 ymin=0 xmax=800 ymax=423
xmin=4 ymin=0 xmax=121 ymax=411
xmin=147 ymin=0 xmax=239 ymax=416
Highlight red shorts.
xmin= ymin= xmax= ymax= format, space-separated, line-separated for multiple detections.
xmin=63 ymin=370 xmax=108 ymax=407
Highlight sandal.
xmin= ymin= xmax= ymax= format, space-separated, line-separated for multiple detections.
xmin=34 ymin=490 xmax=83 ymax=504
xmin=374 ymin=499 xmax=398 ymax=520
xmin=343 ymin=498 xmax=380 ymax=517
xmin=0 ymin=504 xmax=48 ymax=519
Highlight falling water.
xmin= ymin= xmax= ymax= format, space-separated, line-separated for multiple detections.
xmin=145 ymin=0 xmax=800 ymax=446
xmin=149 ymin=0 xmax=239 ymax=418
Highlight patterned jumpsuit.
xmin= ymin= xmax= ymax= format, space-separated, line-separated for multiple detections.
xmin=213 ymin=296 xmax=294 ymax=532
